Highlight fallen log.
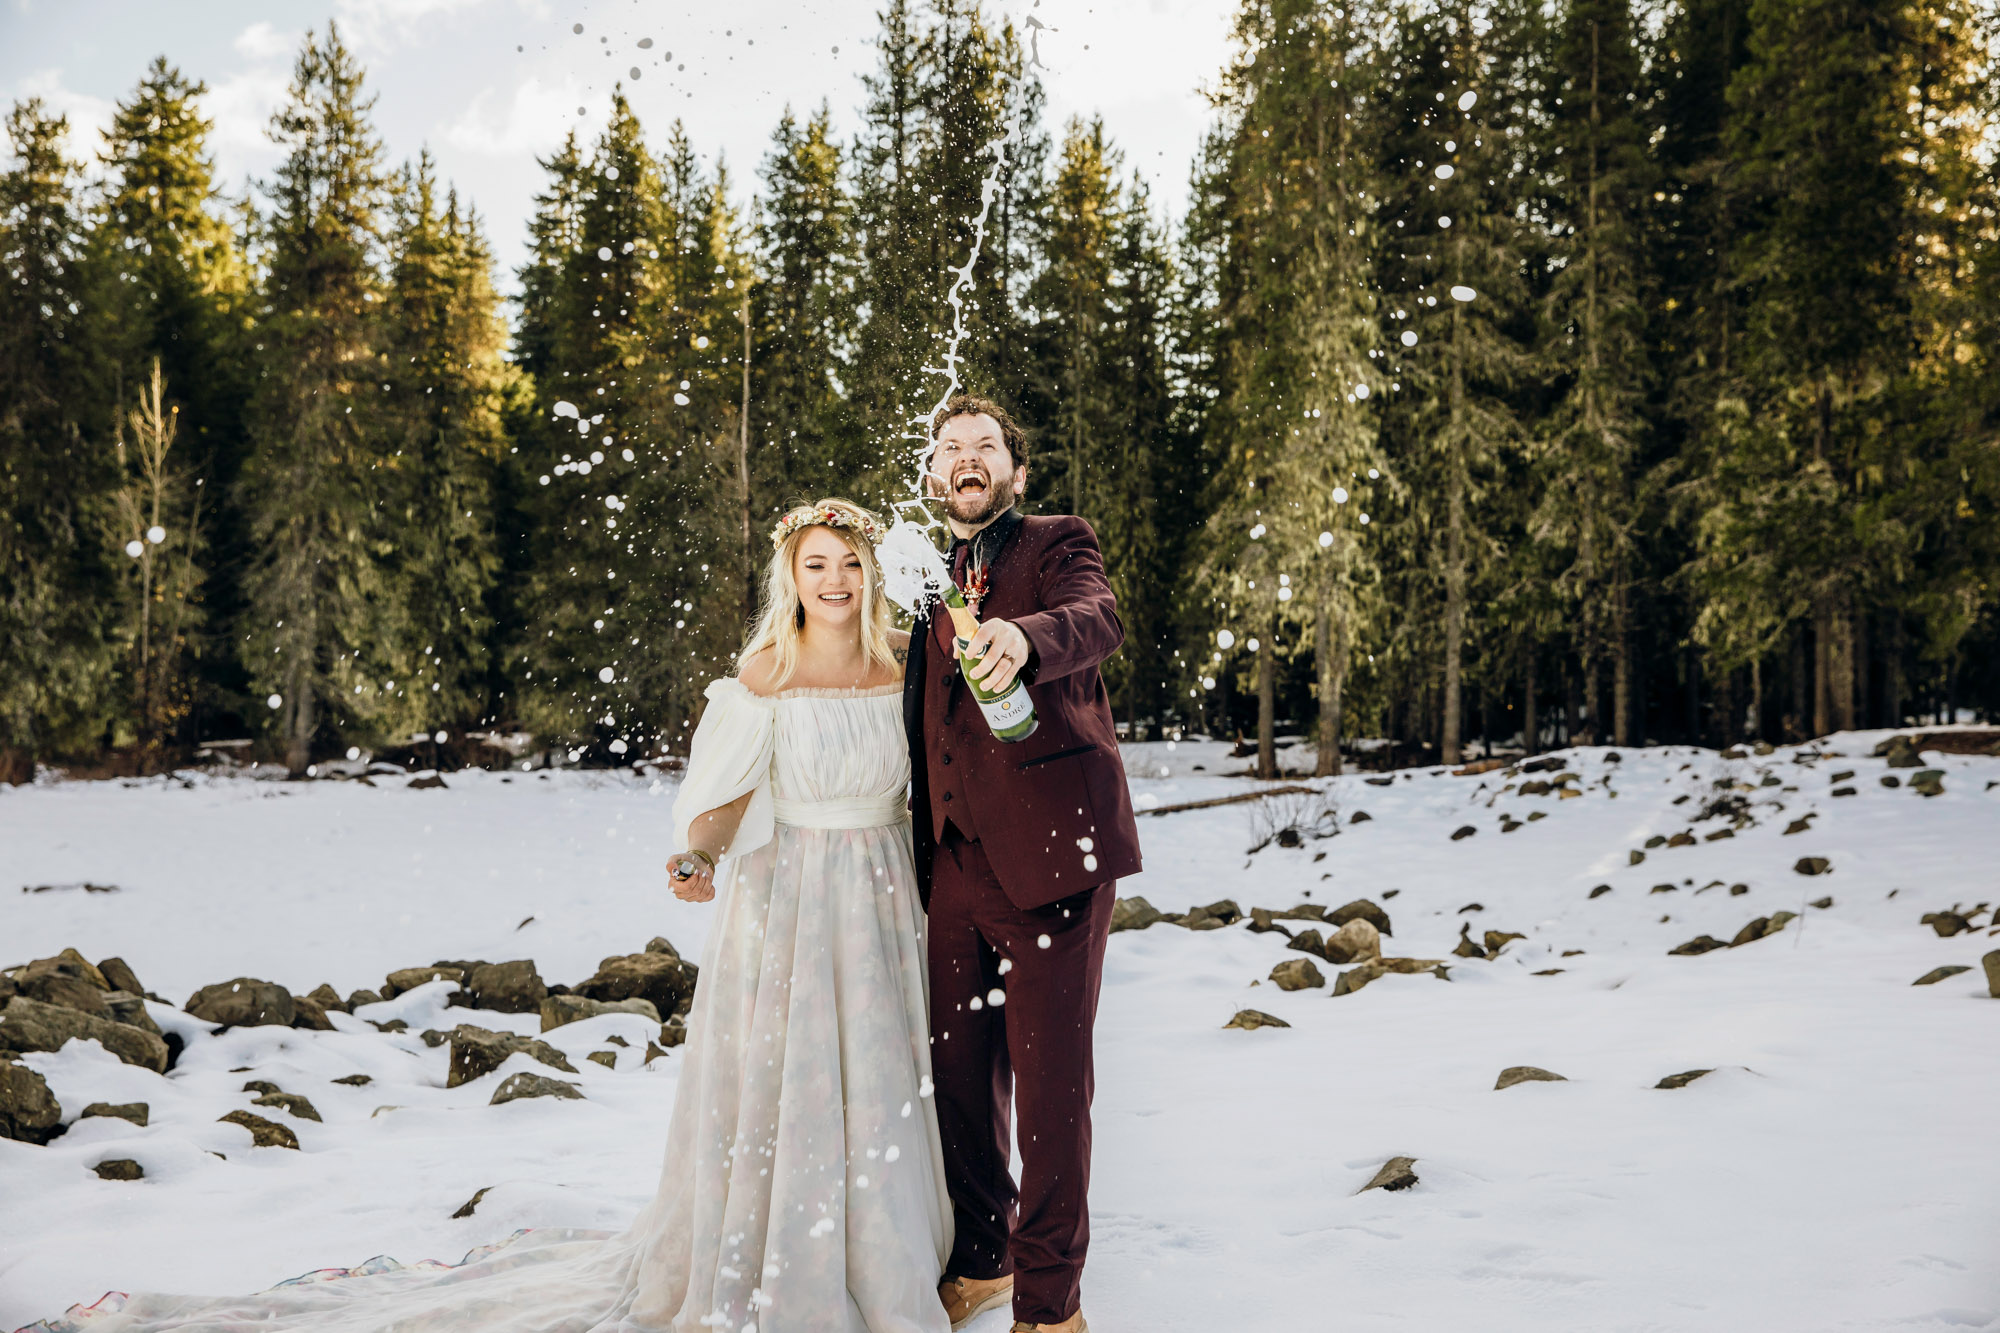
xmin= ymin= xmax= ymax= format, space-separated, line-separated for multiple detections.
xmin=1141 ymin=784 xmax=1320 ymax=817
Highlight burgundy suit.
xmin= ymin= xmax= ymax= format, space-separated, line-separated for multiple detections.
xmin=902 ymin=509 xmax=1142 ymax=1326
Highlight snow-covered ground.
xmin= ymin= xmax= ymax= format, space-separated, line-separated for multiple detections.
xmin=4 ymin=733 xmax=1999 ymax=1330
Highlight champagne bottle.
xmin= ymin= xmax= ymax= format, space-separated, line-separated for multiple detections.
xmin=939 ymin=585 xmax=1038 ymax=742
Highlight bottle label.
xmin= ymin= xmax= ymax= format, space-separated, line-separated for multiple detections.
xmin=977 ymin=683 xmax=1035 ymax=732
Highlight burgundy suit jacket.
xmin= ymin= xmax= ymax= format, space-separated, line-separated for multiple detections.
xmin=904 ymin=512 xmax=1144 ymax=911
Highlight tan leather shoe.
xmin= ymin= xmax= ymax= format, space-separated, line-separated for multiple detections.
xmin=1011 ymin=1317 xmax=1087 ymax=1333
xmin=939 ymin=1274 xmax=1014 ymax=1330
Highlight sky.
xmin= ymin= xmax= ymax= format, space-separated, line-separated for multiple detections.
xmin=1 ymin=0 xmax=1238 ymax=292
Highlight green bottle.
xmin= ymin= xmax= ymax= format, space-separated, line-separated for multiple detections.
xmin=940 ymin=585 xmax=1038 ymax=743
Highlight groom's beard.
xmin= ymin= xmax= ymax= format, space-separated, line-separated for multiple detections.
xmin=937 ymin=463 xmax=1018 ymax=527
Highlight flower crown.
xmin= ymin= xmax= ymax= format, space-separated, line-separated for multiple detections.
xmin=770 ymin=504 xmax=886 ymax=549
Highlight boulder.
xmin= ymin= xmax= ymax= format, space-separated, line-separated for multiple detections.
xmin=1269 ymin=958 xmax=1325 ymax=991
xmin=1360 ymin=1156 xmax=1419 ymax=1192
xmin=1588 ymin=884 xmax=1613 ymax=899
xmin=97 ymin=957 xmax=145 ymax=997
xmin=465 ymin=960 xmax=548 ymax=1014
xmin=539 ymin=994 xmax=662 ymax=1032
xmin=346 ymin=988 xmax=385 ymax=1010
xmin=18 ymin=948 xmax=109 ymax=992
xmin=81 ymin=1101 xmax=149 ymax=1127
xmin=1222 ymin=1009 xmax=1290 ymax=1031
xmin=290 ymin=995 xmax=334 ymax=1031
xmin=491 ymin=1071 xmax=584 ymax=1105
xmin=1793 ymin=857 xmax=1831 ymax=876
xmin=1286 ymin=929 xmax=1329 ymax=961
xmin=1495 ymin=1065 xmax=1567 ymax=1090
xmin=305 ymin=984 xmax=348 ymax=1014
xmin=643 ymin=936 xmax=681 ymax=959
xmin=1729 ymin=883 xmax=1750 ymax=896
xmin=451 ymin=1186 xmax=493 ymax=1218
xmin=382 ymin=966 xmax=463 ymax=999
xmin=93 ymin=1159 xmax=144 ymax=1181
xmin=1332 ymin=961 xmax=1387 ymax=996
xmin=0 ymin=1060 xmax=63 ymax=1144
xmin=1326 ymin=899 xmax=1393 ymax=937
xmin=1910 ymin=769 xmax=1946 ymax=798
xmin=1667 ymin=832 xmax=1696 ymax=848
xmin=1450 ymin=825 xmax=1477 ymax=841
xmin=1984 ymin=949 xmax=2000 ymax=999
xmin=0 ymin=996 xmax=169 ymax=1072
xmin=1109 ymin=896 xmax=1166 ymax=933
xmin=251 ymin=1092 xmax=322 ymax=1122
xmin=1911 ymin=966 xmax=1971 ymax=986
xmin=185 ymin=978 xmax=295 ymax=1030
xmin=332 ymin=1073 xmax=373 ymax=1086
xmin=572 ymin=952 xmax=698 ymax=1019
xmin=20 ymin=970 xmax=111 ymax=1018
xmin=241 ymin=1079 xmax=282 ymax=1095
xmin=1655 ymin=1069 xmax=1714 ymax=1090
xmin=1668 ymin=935 xmax=1729 ymax=956
xmin=644 ymin=1040 xmax=671 ymax=1066
xmin=587 ymin=1050 xmax=618 ymax=1069
xmin=217 ymin=1109 xmax=299 ymax=1148
xmin=103 ymin=992 xmax=161 ymax=1034
xmin=1482 ymin=930 xmax=1526 ymax=954
xmin=1876 ymin=734 xmax=1925 ymax=768
xmin=447 ymin=1024 xmax=578 ymax=1087
xmin=1629 ymin=851 xmax=1646 ymax=866
xmin=1323 ymin=918 xmax=1383 ymax=965
xmin=1451 ymin=924 xmax=1487 ymax=959
xmin=1245 ymin=908 xmax=1292 ymax=937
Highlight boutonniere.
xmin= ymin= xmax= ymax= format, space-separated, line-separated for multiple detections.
xmin=958 ymin=564 xmax=991 ymax=617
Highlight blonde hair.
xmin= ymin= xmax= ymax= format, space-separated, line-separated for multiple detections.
xmin=739 ymin=498 xmax=898 ymax=690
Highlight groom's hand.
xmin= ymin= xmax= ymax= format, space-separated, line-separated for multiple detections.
xmin=964 ymin=617 xmax=1031 ymax=693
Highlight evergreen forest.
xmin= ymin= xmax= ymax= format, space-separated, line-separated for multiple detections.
xmin=3 ymin=0 xmax=1997 ymax=781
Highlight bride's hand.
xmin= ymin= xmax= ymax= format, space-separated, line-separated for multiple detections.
xmin=667 ymin=852 xmax=716 ymax=903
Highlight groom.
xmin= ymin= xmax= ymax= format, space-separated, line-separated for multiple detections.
xmin=903 ymin=395 xmax=1143 ymax=1333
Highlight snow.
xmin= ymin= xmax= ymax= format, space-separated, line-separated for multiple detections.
xmin=4 ymin=733 xmax=1999 ymax=1329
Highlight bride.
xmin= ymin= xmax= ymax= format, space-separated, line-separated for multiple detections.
xmin=41 ymin=498 xmax=951 ymax=1333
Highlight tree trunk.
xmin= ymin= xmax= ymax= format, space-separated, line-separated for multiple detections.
xmin=1683 ymin=641 xmax=1700 ymax=745
xmin=1852 ymin=605 xmax=1871 ymax=729
xmin=1563 ymin=655 xmax=1578 ymax=748
xmin=739 ymin=294 xmax=755 ymax=632
xmin=1882 ymin=613 xmax=1903 ymax=728
xmin=1255 ymin=617 xmax=1277 ymax=780
xmin=1522 ymin=639 xmax=1538 ymax=755
xmin=1314 ymin=591 xmax=1346 ymax=777
xmin=1612 ymin=583 xmax=1633 ymax=746
xmin=1750 ymin=655 xmax=1763 ymax=740
xmin=1812 ymin=596 xmax=1833 ymax=737
xmin=1788 ymin=625 xmax=1809 ymax=742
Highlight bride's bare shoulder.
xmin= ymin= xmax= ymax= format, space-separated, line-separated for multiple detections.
xmin=737 ymin=648 xmax=781 ymax=697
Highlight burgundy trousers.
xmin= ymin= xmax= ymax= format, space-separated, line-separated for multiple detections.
xmin=928 ymin=826 xmax=1114 ymax=1326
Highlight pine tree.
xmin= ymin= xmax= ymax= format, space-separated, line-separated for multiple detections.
xmin=375 ymin=155 xmax=509 ymax=741
xmin=237 ymin=24 xmax=392 ymax=775
xmin=0 ymin=99 xmax=117 ymax=772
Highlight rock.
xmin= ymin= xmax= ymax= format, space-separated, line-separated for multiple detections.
xmin=1629 ymin=850 xmax=1646 ymax=865
xmin=290 ymin=995 xmax=334 ymax=1031
xmin=217 ymin=1109 xmax=299 ymax=1148
xmin=1519 ymin=780 xmax=1552 ymax=796
xmin=1245 ymin=907 xmax=1292 ymax=937
xmin=408 ymin=774 xmax=449 ymax=790
xmin=644 ymin=1040 xmax=670 ymax=1066
xmin=643 ymin=936 xmax=681 ymax=958
xmin=1783 ymin=817 xmax=1814 ymax=835
xmin=1482 ymin=930 xmax=1526 ymax=954
xmin=252 ymin=1092 xmax=323 ymax=1122
xmin=1450 ymin=825 xmax=1477 ymax=841
xmin=1650 ymin=883 xmax=1678 ymax=895
xmin=18 ymin=969 xmax=111 ymax=1018
xmin=1668 ymin=935 xmax=1728 ymax=956
xmin=0 ymin=996 xmax=169 ymax=1072
xmin=1179 ymin=907 xmax=1227 ymax=931
xmin=81 ymin=1102 xmax=149 ymax=1127
xmin=18 ymin=948 xmax=110 ymax=992
xmin=1222 ymin=1009 xmax=1289 ymax=1030
xmin=1644 ymin=834 xmax=1668 ymax=849
xmin=1910 ymin=769 xmax=1946 ymax=798
xmin=185 ymin=978 xmax=296 ymax=1030
xmin=1378 ymin=957 xmax=1449 ymax=975
xmin=1588 ymin=884 xmax=1612 ymax=899
xmin=1269 ymin=958 xmax=1325 ymax=991
xmin=465 ymin=960 xmax=548 ymax=1014
xmin=1793 ymin=857 xmax=1831 ymax=876
xmin=572 ymin=952 xmax=698 ymax=1019
xmin=1494 ymin=1065 xmax=1567 ymax=1090
xmin=305 ymin=984 xmax=348 ymax=1014
xmin=1729 ymin=917 xmax=1772 ymax=947
xmin=1880 ymin=775 xmax=1901 ymax=788
xmin=346 ymin=989 xmax=384 ymax=1010
xmin=1361 ymin=1156 xmax=1419 ymax=1192
xmin=658 ymin=1016 xmax=688 ymax=1048
xmin=332 ymin=1073 xmax=373 ymax=1086
xmin=1667 ymin=832 xmax=1696 ymax=848
xmin=1729 ymin=883 xmax=1749 ymax=896
xmin=1877 ymin=734 xmax=1925 ymax=768
xmin=1655 ymin=1069 xmax=1714 ymax=1089
xmin=1706 ymin=826 xmax=1739 ymax=838
xmin=452 ymin=1185 xmax=493 ymax=1218
xmin=1285 ymin=929 xmax=1329 ymax=961
xmin=1809 ymin=896 xmax=1833 ymax=910
xmin=1326 ymin=899 xmax=1393 ymax=937
xmin=1332 ymin=961 xmax=1387 ymax=996
xmin=1451 ymin=924 xmax=1487 ymax=959
xmin=1323 ymin=919 xmax=1383 ymax=965
xmin=241 ymin=1079 xmax=281 ymax=1095
xmin=1109 ymin=896 xmax=1166 ymax=933
xmin=1984 ymin=950 xmax=2000 ymax=999
xmin=447 ymin=1024 xmax=578 ymax=1087
xmin=1532 ymin=968 xmax=1565 ymax=976
xmin=93 ymin=1159 xmax=144 ymax=1181
xmin=1349 ymin=810 xmax=1372 ymax=823
xmin=1197 ymin=899 xmax=1243 ymax=925
xmin=539 ymin=994 xmax=662 ymax=1032
xmin=96 ymin=957 xmax=145 ymax=997
xmin=1458 ymin=902 xmax=1484 ymax=914
xmin=587 ymin=1050 xmax=618 ymax=1069
xmin=103 ymin=991 xmax=161 ymax=1034
xmin=382 ymin=966 xmax=463 ymax=999
xmin=1912 ymin=966 xmax=1971 ymax=986
xmin=0 ymin=1060 xmax=63 ymax=1144
xmin=491 ymin=1072 xmax=584 ymax=1105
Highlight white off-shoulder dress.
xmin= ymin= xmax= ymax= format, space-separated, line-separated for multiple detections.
xmin=44 ymin=679 xmax=951 ymax=1333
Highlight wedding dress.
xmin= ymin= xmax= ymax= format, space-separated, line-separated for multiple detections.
xmin=35 ymin=679 xmax=952 ymax=1333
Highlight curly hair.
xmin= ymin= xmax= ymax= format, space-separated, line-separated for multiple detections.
xmin=930 ymin=394 xmax=1030 ymax=467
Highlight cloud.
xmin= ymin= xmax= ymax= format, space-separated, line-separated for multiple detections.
xmin=443 ymin=74 xmax=594 ymax=159
xmin=332 ymin=0 xmax=542 ymax=54
xmin=1 ymin=68 xmax=116 ymax=164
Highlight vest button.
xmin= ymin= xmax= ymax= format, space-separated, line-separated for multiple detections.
xmin=943 ymin=791 xmax=954 ymax=803
xmin=942 ymin=753 xmax=952 ymax=766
